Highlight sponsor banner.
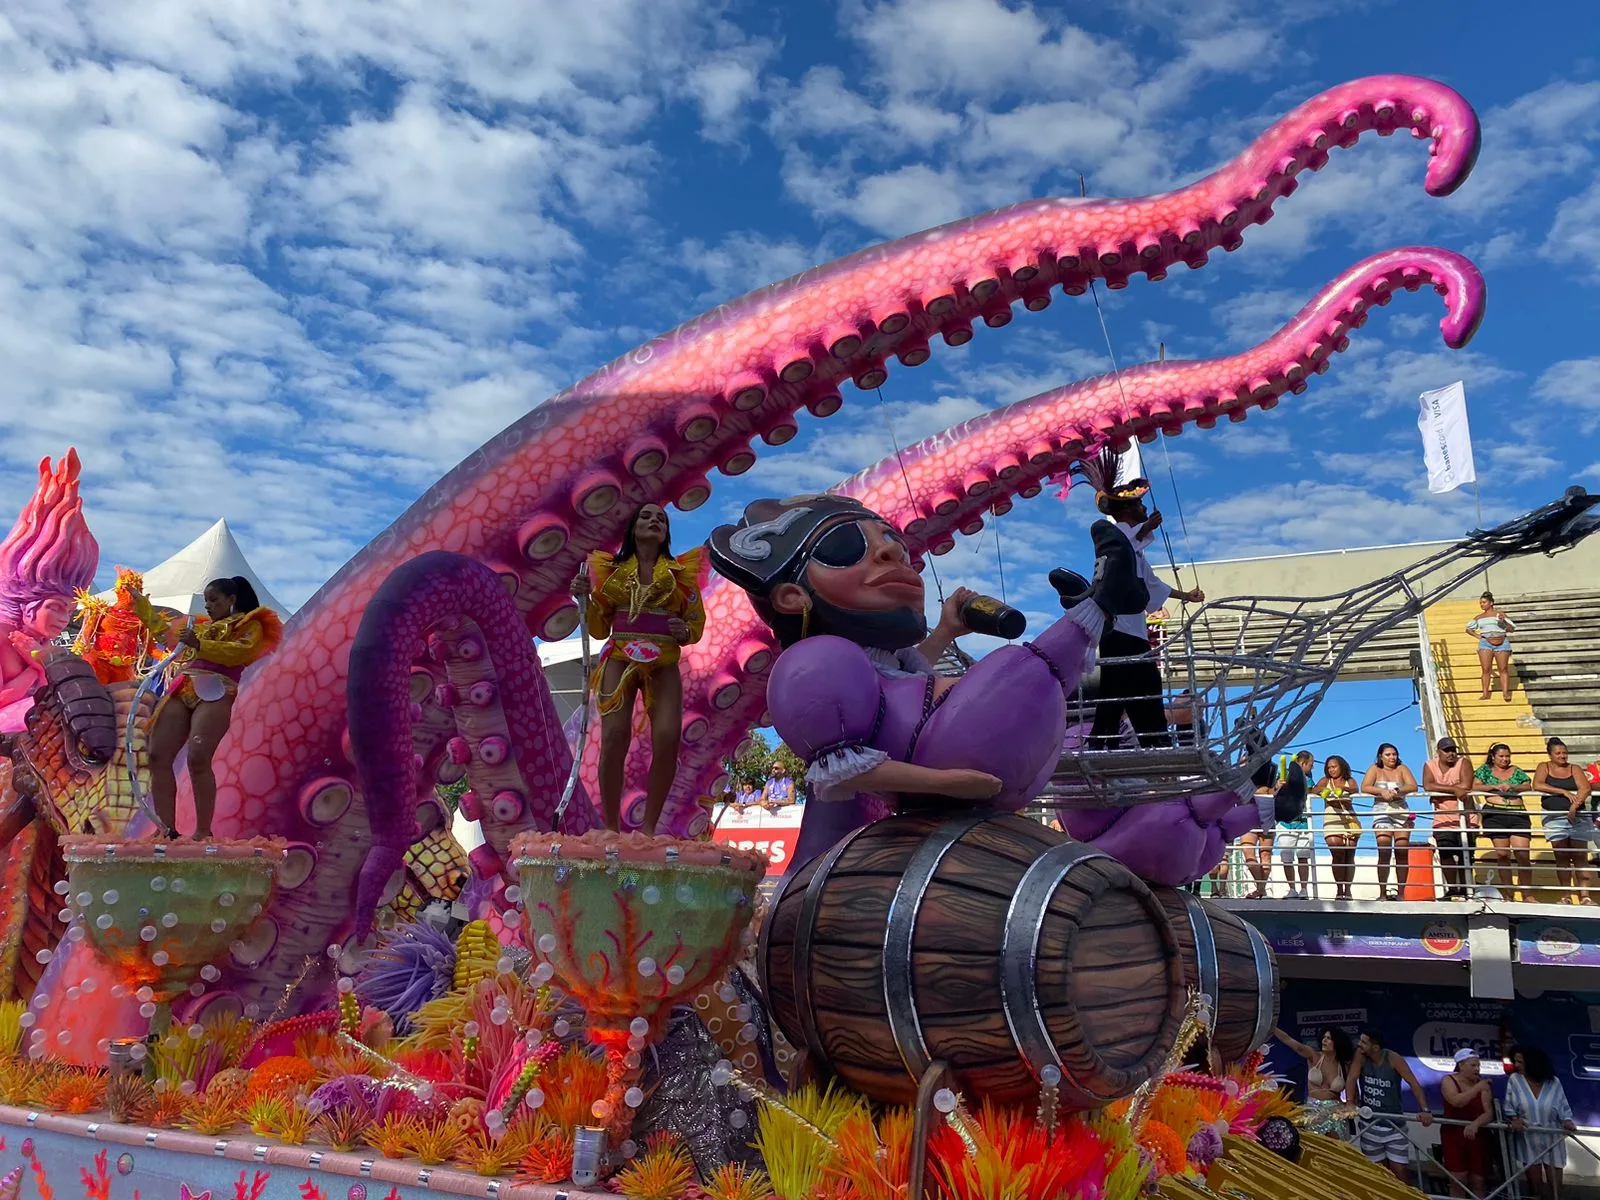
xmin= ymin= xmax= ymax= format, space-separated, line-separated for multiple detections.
xmin=710 ymin=806 xmax=802 ymax=875
xmin=1517 ymin=919 xmax=1600 ymax=968
xmin=1244 ymin=910 xmax=1468 ymax=961
xmin=1268 ymin=979 xmax=1600 ymax=1125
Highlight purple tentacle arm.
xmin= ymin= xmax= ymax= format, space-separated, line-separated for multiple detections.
xmin=347 ymin=551 xmax=595 ymax=937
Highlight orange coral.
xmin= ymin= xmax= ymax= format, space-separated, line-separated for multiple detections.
xmin=42 ymin=1069 xmax=106 ymax=1115
xmin=456 ymin=1120 xmax=536 ymax=1177
xmin=247 ymin=1056 xmax=317 ymax=1100
xmin=703 ymin=1163 xmax=773 ymax=1200
xmin=520 ymin=1125 xmax=574 ymax=1184
xmin=395 ymin=1117 xmax=465 ymax=1167
xmin=541 ymin=1047 xmax=609 ymax=1133
xmin=1139 ymin=1120 xmax=1187 ymax=1177
xmin=825 ymin=1109 xmax=911 ymax=1200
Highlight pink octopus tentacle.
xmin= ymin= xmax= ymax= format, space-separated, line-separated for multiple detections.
xmin=650 ymin=247 xmax=1487 ymax=832
xmin=172 ymin=75 xmax=1477 ymax=1006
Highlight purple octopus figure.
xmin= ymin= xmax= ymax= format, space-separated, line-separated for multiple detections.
xmin=708 ymin=493 xmax=1256 ymax=883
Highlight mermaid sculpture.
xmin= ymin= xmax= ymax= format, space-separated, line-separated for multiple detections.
xmin=571 ymin=503 xmax=706 ymax=833
xmin=0 ymin=450 xmax=99 ymax=732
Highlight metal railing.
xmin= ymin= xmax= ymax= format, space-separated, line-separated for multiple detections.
xmin=1190 ymin=789 xmax=1600 ymax=905
xmin=1350 ymin=1106 xmax=1599 ymax=1200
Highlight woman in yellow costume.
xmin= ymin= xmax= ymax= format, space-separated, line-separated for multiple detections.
xmin=570 ymin=503 xmax=705 ymax=834
xmin=149 ymin=575 xmax=282 ymax=839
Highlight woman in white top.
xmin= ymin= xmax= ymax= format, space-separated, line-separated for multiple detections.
xmin=1362 ymin=743 xmax=1418 ymax=901
xmin=1466 ymin=590 xmax=1517 ymax=702
xmin=1505 ymin=1044 xmax=1576 ymax=1200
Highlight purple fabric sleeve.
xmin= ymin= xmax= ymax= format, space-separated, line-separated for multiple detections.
xmin=767 ymin=635 xmax=883 ymax=765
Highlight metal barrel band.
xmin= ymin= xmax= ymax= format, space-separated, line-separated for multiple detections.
xmin=1180 ymin=892 xmax=1220 ymax=1035
xmin=1245 ymin=922 xmax=1276 ymax=1053
xmin=792 ymin=824 xmax=874 ymax=1072
xmin=882 ymin=813 xmax=990 ymax=1080
xmin=999 ymin=839 xmax=1115 ymax=1108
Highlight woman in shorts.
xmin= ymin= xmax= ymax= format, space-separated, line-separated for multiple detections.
xmin=1241 ymin=779 xmax=1277 ymax=899
xmin=1363 ymin=743 xmax=1418 ymax=901
xmin=1534 ymin=736 xmax=1595 ymax=905
xmin=1317 ymin=754 xmax=1362 ymax=901
xmin=1466 ymin=591 xmax=1516 ymax=702
xmin=1278 ymin=751 xmax=1316 ymax=899
xmin=1475 ymin=742 xmax=1534 ymax=900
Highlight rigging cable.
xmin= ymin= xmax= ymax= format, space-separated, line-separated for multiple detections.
xmin=874 ymin=383 xmax=946 ymax=603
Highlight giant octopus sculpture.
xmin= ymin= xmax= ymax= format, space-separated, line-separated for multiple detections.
xmin=28 ymin=75 xmax=1487 ymax=1048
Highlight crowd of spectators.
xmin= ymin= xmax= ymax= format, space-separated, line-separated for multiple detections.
xmin=1273 ymin=1027 xmax=1576 ymax=1199
xmin=1213 ymin=736 xmax=1600 ymax=905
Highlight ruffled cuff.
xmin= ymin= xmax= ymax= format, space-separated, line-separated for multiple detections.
xmin=806 ymin=744 xmax=890 ymax=802
xmin=1065 ymin=598 xmax=1104 ymax=666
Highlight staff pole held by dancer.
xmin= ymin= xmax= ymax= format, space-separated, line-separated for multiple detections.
xmin=555 ymin=559 xmax=592 ymax=828
xmin=1049 ymin=447 xmax=1203 ymax=750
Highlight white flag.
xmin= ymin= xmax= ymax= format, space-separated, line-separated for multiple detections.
xmin=1417 ymin=381 xmax=1477 ymax=495
xmin=1116 ymin=440 xmax=1147 ymax=486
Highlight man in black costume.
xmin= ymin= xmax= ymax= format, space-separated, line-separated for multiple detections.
xmin=1050 ymin=448 xmax=1203 ymax=749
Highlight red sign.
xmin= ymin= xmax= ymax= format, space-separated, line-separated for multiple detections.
xmin=711 ymin=807 xmax=802 ymax=875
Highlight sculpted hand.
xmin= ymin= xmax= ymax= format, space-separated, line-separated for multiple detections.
xmin=667 ymin=617 xmax=690 ymax=643
xmin=940 ymin=587 xmax=977 ymax=632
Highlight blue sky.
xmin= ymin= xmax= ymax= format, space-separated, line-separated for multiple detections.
xmin=2 ymin=0 xmax=1598 ymax=765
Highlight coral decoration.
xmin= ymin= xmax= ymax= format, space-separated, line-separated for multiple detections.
xmin=357 ymin=923 xmax=459 ymax=1032
xmin=456 ymin=1120 xmax=536 ymax=1177
xmin=247 ymin=1055 xmax=318 ymax=1099
xmin=232 ymin=1172 xmax=271 ymax=1200
xmin=453 ymin=921 xmax=502 ymax=991
xmin=241 ymin=1011 xmax=341 ymax=1068
xmin=615 ymin=1135 xmax=695 ymax=1200
xmin=753 ymin=1084 xmax=860 ymax=1200
xmin=519 ymin=1125 xmax=574 ymax=1184
xmin=541 ymin=1046 xmax=609 ymax=1133
xmin=80 ymin=1150 xmax=111 ymax=1200
xmin=184 ymin=1079 xmax=250 ymax=1135
xmin=41 ymin=1068 xmax=106 ymax=1114
xmin=928 ymin=1104 xmax=1132 ymax=1200
xmin=703 ymin=1164 xmax=775 ymax=1200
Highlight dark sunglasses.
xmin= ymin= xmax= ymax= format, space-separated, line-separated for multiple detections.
xmin=809 ymin=520 xmax=905 ymax=569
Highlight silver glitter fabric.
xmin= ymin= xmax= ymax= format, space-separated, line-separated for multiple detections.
xmin=633 ymin=1000 xmax=763 ymax=1176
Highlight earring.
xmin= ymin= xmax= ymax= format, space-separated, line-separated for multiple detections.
xmin=800 ymin=606 xmax=811 ymax=641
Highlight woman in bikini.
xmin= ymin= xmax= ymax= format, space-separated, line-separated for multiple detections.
xmin=1273 ymin=1025 xmax=1353 ymax=1134
xmin=1466 ymin=590 xmax=1516 ymax=701
xmin=1317 ymin=754 xmax=1362 ymax=901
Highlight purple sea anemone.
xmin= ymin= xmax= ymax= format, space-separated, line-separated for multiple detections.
xmin=355 ymin=922 xmax=457 ymax=1032
xmin=1186 ymin=1124 xmax=1223 ymax=1167
xmin=308 ymin=1074 xmax=380 ymax=1119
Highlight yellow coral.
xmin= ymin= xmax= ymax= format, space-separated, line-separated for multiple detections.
xmin=397 ymin=1116 xmax=466 ymax=1166
xmin=184 ymin=1079 xmax=248 ymax=1135
xmin=457 ymin=1121 xmax=536 ymax=1177
xmin=754 ymin=1084 xmax=864 ymax=1200
xmin=615 ymin=1136 xmax=695 ymax=1200
xmin=453 ymin=920 xmax=501 ymax=991
xmin=365 ymin=1113 xmax=416 ymax=1160
xmin=704 ymin=1163 xmax=775 ymax=1200
xmin=0 ymin=1000 xmax=24 ymax=1057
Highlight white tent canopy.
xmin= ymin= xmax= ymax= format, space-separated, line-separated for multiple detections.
xmin=98 ymin=518 xmax=288 ymax=616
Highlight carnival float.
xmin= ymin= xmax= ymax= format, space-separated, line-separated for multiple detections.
xmin=3 ymin=71 xmax=1593 ymax=1200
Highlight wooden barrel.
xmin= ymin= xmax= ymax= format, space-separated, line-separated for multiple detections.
xmin=760 ymin=811 xmax=1187 ymax=1107
xmin=1153 ymin=890 xmax=1278 ymax=1064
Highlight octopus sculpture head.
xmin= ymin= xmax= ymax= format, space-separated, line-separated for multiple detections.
xmin=0 ymin=450 xmax=99 ymax=636
xmin=709 ymin=494 xmax=927 ymax=651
